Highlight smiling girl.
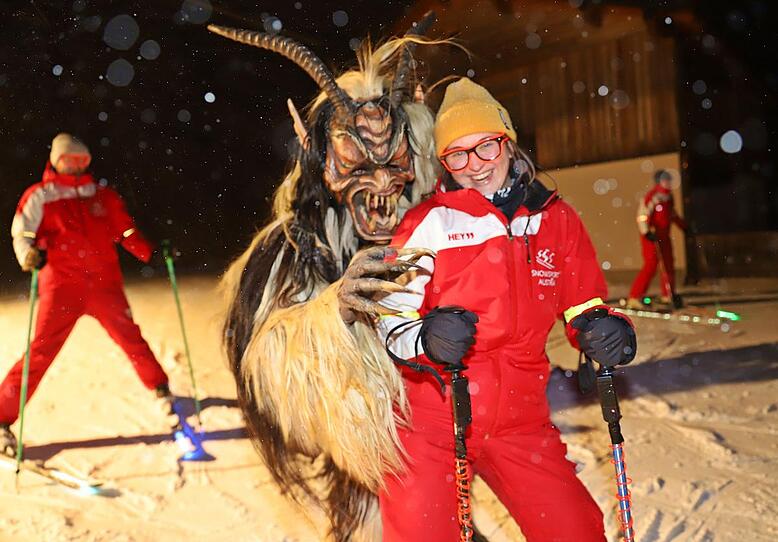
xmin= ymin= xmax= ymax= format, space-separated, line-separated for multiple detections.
xmin=377 ymin=78 xmax=637 ymax=541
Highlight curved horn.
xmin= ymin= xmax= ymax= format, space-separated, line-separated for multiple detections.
xmin=208 ymin=25 xmax=354 ymax=118
xmin=390 ymin=11 xmax=437 ymax=107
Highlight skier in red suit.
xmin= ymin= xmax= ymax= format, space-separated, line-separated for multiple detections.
xmin=378 ymin=79 xmax=637 ymax=542
xmin=627 ymin=169 xmax=688 ymax=309
xmin=0 ymin=133 xmax=171 ymax=456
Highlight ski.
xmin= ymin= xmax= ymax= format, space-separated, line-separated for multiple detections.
xmin=0 ymin=452 xmax=109 ymax=495
xmin=613 ymin=299 xmax=738 ymax=327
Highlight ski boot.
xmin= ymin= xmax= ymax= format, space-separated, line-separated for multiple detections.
xmin=0 ymin=424 xmax=17 ymax=458
xmin=659 ymin=294 xmax=684 ymax=310
xmin=671 ymin=293 xmax=684 ymax=309
xmin=154 ymin=383 xmax=180 ymax=428
xmin=155 ymin=382 xmax=173 ymax=400
xmin=625 ymin=297 xmax=645 ymax=310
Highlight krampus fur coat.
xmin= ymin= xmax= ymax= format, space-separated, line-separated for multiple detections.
xmin=211 ymin=20 xmax=439 ymax=541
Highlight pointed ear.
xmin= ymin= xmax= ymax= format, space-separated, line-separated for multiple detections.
xmin=414 ymin=84 xmax=425 ymax=104
xmin=287 ymin=98 xmax=310 ymax=151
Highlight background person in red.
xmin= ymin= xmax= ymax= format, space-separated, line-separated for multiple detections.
xmin=626 ymin=169 xmax=688 ymax=309
xmin=377 ymin=78 xmax=637 ymax=542
xmin=0 ymin=133 xmax=171 ymax=456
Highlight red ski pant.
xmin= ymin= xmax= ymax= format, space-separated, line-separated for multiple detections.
xmin=380 ymin=358 xmax=605 ymax=542
xmin=0 ymin=281 xmax=168 ymax=425
xmin=629 ymin=233 xmax=675 ymax=299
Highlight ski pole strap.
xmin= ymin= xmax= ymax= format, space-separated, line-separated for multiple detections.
xmin=384 ymin=318 xmax=446 ymax=392
xmin=16 ymin=268 xmax=39 ymax=474
xmin=595 ymin=365 xmax=624 ymax=445
xmin=577 ymin=351 xmax=596 ymax=395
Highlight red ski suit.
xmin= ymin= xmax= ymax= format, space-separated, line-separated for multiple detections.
xmin=378 ymin=182 xmax=608 ymax=541
xmin=629 ymin=184 xmax=687 ymax=299
xmin=0 ymin=164 xmax=168 ymax=425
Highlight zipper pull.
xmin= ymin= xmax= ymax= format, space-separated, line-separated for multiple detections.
xmin=524 ymin=233 xmax=531 ymax=263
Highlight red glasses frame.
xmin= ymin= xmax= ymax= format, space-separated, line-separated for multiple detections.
xmin=439 ymin=133 xmax=509 ymax=173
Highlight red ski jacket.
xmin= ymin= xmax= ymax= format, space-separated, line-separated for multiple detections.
xmin=380 ymin=181 xmax=608 ymax=369
xmin=11 ymin=163 xmax=154 ymax=286
xmin=637 ymin=184 xmax=687 ymax=236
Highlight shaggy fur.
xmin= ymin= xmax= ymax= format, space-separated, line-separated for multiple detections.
xmin=221 ymin=38 xmax=438 ymax=541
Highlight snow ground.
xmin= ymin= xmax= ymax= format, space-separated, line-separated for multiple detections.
xmin=0 ymin=275 xmax=776 ymax=541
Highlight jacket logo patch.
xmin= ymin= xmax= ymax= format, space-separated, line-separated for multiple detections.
xmin=448 ymin=232 xmax=475 ymax=241
xmin=536 ymin=248 xmax=555 ymax=270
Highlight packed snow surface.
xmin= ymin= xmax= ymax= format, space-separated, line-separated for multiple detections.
xmin=0 ymin=276 xmax=776 ymax=541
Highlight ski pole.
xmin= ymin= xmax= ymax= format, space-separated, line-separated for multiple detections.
xmin=15 ymin=268 xmax=39 ymax=479
xmin=591 ymin=358 xmax=635 ymax=542
xmin=161 ymin=241 xmax=201 ymax=425
xmin=449 ymin=368 xmax=475 ymax=542
xmin=653 ymin=238 xmax=681 ymax=309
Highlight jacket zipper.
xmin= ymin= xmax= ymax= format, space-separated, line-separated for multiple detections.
xmin=501 ymin=217 xmax=526 ymax=344
xmin=523 ymin=233 xmax=531 ymax=263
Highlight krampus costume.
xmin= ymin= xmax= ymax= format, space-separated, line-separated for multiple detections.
xmin=210 ymin=19 xmax=441 ymax=541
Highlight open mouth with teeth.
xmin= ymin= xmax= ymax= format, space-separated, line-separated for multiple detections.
xmin=350 ymin=186 xmax=404 ymax=240
xmin=468 ymin=169 xmax=496 ymax=185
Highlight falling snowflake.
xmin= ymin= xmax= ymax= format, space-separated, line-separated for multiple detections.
xmin=332 ymin=10 xmax=348 ymax=27
xmin=180 ymin=0 xmax=213 ymax=25
xmin=106 ymin=59 xmax=135 ymax=87
xmin=720 ymin=130 xmax=743 ymax=154
xmin=103 ymin=15 xmax=140 ymax=51
xmin=140 ymin=40 xmax=161 ymax=60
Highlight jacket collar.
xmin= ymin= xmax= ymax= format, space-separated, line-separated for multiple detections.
xmin=432 ymin=178 xmax=558 ymax=219
xmin=41 ymin=161 xmax=95 ymax=187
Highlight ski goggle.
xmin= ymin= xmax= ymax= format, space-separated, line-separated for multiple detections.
xmin=439 ymin=133 xmax=509 ymax=172
xmin=56 ymin=153 xmax=91 ymax=171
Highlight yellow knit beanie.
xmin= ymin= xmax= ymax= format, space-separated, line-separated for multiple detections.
xmin=434 ymin=78 xmax=517 ymax=156
xmin=50 ymin=133 xmax=91 ymax=167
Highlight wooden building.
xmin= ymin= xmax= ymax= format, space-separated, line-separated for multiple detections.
xmin=395 ymin=0 xmax=777 ymax=278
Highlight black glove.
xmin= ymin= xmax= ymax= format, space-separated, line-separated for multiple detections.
xmin=571 ymin=308 xmax=636 ymax=367
xmin=419 ymin=306 xmax=479 ymax=368
xmin=21 ymin=248 xmax=47 ymax=272
xmin=644 ymin=231 xmax=657 ymax=242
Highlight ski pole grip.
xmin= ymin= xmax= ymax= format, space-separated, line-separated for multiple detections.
xmin=451 ymin=373 xmax=472 ymax=430
xmin=451 ymin=371 xmax=472 ymax=459
xmin=596 ymin=367 xmax=624 ymax=445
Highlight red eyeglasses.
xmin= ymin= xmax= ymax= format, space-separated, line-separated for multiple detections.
xmin=439 ymin=133 xmax=509 ymax=172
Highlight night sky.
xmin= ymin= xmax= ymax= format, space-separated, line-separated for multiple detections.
xmin=1 ymin=1 xmax=776 ymax=289
xmin=0 ymin=1 xmax=415 ymax=289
